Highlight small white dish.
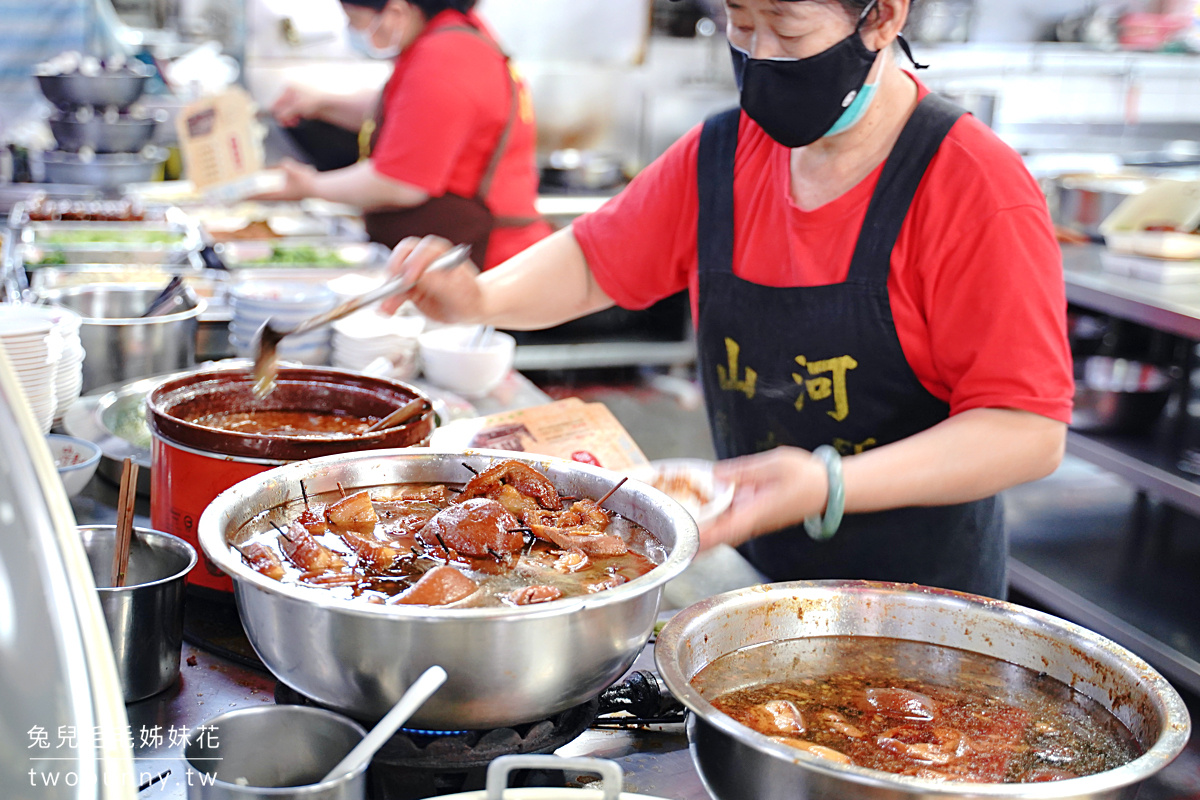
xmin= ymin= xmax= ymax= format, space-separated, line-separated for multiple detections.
xmin=418 ymin=326 xmax=515 ymax=399
xmin=46 ymin=433 xmax=101 ymax=497
xmin=627 ymin=458 xmax=734 ymax=527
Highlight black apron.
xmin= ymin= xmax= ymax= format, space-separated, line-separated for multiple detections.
xmin=696 ymin=95 xmax=1008 ymax=599
xmin=361 ymin=23 xmax=540 ymax=264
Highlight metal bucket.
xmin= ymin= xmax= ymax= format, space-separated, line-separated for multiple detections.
xmin=78 ymin=525 xmax=197 ymax=702
xmin=44 ymin=283 xmax=205 ymax=393
xmin=183 ymin=705 xmax=367 ymax=799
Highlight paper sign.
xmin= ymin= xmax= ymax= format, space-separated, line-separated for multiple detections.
xmin=176 ymin=87 xmax=265 ymax=195
xmin=430 ymin=399 xmax=650 ymax=471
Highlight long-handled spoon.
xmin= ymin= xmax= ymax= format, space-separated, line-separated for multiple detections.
xmin=320 ymin=665 xmax=448 ymax=783
xmin=252 ymin=243 xmax=472 ymax=399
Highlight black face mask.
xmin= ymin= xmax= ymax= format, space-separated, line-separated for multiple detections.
xmin=731 ymin=17 xmax=879 ymax=148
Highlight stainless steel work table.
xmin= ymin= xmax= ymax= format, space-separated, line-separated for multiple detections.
xmin=1010 ymin=244 xmax=1200 ymax=699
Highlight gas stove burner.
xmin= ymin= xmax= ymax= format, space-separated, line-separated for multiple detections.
xmin=274 ymin=683 xmax=600 ymax=800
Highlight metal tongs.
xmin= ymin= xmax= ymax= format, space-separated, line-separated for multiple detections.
xmin=251 ymin=243 xmax=472 ymax=399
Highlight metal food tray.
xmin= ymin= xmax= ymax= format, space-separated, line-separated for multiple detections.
xmin=194 ymin=204 xmax=366 ymax=243
xmin=15 ymin=218 xmax=201 ymax=267
xmin=6 ymin=199 xmax=172 ymax=229
xmin=29 ymin=263 xmax=229 ymax=304
xmin=215 ymin=239 xmax=391 ymax=281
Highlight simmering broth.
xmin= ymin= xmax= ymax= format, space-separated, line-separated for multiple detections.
xmin=691 ymin=636 xmax=1141 ymax=783
xmin=190 ymin=410 xmax=379 ymax=437
xmin=230 ymin=460 xmax=665 ymax=608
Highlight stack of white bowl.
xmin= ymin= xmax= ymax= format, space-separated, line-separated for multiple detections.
xmin=228 ymin=282 xmax=337 ymax=365
xmin=48 ymin=308 xmax=85 ymax=424
xmin=0 ymin=305 xmax=73 ymax=433
xmin=331 ymin=310 xmax=425 ymax=379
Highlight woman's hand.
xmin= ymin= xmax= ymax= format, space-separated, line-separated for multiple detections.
xmin=249 ymin=158 xmax=317 ymax=202
xmin=271 ymin=85 xmax=325 ymax=127
xmin=702 ymin=448 xmax=829 ymax=550
xmin=379 ymin=235 xmax=484 ymax=320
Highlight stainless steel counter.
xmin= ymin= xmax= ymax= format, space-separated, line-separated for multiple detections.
xmin=1063 ymin=243 xmax=1200 ymax=340
xmin=109 ymin=632 xmax=706 ymax=799
xmin=64 ymin=368 xmax=709 ymax=799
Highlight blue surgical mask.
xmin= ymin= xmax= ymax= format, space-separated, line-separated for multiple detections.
xmin=824 ymin=80 xmax=879 ymax=137
xmin=347 ymin=15 xmax=401 ymax=60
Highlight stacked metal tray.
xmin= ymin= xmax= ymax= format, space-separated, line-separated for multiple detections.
xmin=8 ymin=200 xmax=202 ymax=268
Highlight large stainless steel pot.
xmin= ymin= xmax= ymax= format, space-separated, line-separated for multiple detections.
xmin=655 ymin=581 xmax=1191 ymax=800
xmin=43 ymin=283 xmax=205 ymax=393
xmin=197 ymin=448 xmax=699 ymax=730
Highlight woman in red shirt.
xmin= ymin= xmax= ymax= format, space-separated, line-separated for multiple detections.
xmin=265 ymin=0 xmax=551 ymax=269
xmin=384 ymin=0 xmax=1074 ymax=598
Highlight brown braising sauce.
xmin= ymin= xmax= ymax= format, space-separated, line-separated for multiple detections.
xmin=692 ymin=637 xmax=1141 ymax=783
xmin=230 ymin=460 xmax=665 ymax=608
xmin=190 ymin=410 xmax=379 ymax=437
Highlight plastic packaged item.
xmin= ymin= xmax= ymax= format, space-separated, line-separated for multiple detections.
xmin=1100 ymin=179 xmax=1200 ymax=259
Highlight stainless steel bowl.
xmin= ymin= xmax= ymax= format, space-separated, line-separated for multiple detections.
xmin=42 ymin=283 xmax=206 ymax=393
xmin=655 ymin=581 xmax=1191 ymax=800
xmin=36 ymin=69 xmax=151 ymax=111
xmin=50 ymin=114 xmax=159 ymax=154
xmin=197 ymin=448 xmax=699 ymax=729
xmin=40 ymin=149 xmax=167 ymax=191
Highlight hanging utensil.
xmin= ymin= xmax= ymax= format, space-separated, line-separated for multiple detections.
xmin=139 ymin=276 xmax=186 ymax=318
xmin=251 ymin=243 xmax=472 ymax=399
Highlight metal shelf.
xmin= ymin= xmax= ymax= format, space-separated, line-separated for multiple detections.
xmin=1066 ymin=426 xmax=1200 ymax=516
xmin=1009 ymin=559 xmax=1200 ymax=697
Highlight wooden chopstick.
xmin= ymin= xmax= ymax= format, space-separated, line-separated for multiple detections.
xmin=110 ymin=457 xmax=139 ymax=588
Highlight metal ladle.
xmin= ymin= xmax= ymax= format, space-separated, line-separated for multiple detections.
xmin=251 ymin=243 xmax=472 ymax=399
xmin=320 ymin=665 xmax=448 ymax=784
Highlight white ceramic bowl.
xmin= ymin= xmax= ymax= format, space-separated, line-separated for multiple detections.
xmin=46 ymin=433 xmax=101 ymax=497
xmin=418 ymin=326 xmax=515 ymax=398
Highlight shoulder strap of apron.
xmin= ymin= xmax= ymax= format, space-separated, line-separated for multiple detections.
xmin=846 ymin=93 xmax=966 ymax=284
xmin=437 ymin=24 xmax=519 ymax=204
xmin=696 ymin=107 xmax=741 ymax=276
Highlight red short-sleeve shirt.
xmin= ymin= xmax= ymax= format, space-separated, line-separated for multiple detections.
xmin=573 ymin=80 xmax=1074 ymax=423
xmin=371 ymin=10 xmax=551 ymax=269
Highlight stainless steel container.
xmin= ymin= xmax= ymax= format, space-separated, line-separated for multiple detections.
xmin=78 ymin=525 xmax=197 ymax=702
xmin=197 ymin=448 xmax=699 ymax=729
xmin=44 ymin=283 xmax=206 ymax=393
xmin=40 ymin=149 xmax=168 ymax=191
xmin=36 ymin=69 xmax=152 ymax=111
xmin=183 ymin=705 xmax=367 ymax=800
xmin=655 ymin=581 xmax=1191 ymax=800
xmin=1051 ymin=174 xmax=1150 ymax=239
xmin=50 ymin=114 xmax=160 ymax=154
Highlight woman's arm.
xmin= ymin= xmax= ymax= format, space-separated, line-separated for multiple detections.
xmin=272 ymin=86 xmax=379 ymax=131
xmin=254 ymin=159 xmax=430 ymax=208
xmin=703 ymin=408 xmax=1066 ymax=549
xmin=380 ymin=227 xmax=616 ymax=327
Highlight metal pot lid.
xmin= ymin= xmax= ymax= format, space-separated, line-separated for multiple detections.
xmin=0 ymin=348 xmax=134 ymax=797
xmin=431 ymin=756 xmax=672 ymax=800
